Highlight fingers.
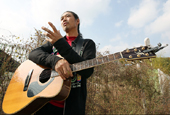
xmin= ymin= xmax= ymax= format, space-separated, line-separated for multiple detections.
xmin=45 ymin=38 xmax=53 ymax=44
xmin=44 ymin=32 xmax=53 ymax=38
xmin=55 ymin=59 xmax=73 ymax=80
xmin=41 ymin=26 xmax=54 ymax=35
xmin=48 ymin=22 xmax=58 ymax=33
xmin=57 ymin=69 xmax=66 ymax=80
xmin=63 ymin=63 xmax=73 ymax=77
xmin=41 ymin=22 xmax=63 ymax=44
xmin=41 ymin=22 xmax=57 ymax=35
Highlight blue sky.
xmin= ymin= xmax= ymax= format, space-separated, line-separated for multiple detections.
xmin=0 ymin=0 xmax=170 ymax=57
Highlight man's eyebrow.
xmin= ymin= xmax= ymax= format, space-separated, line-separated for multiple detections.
xmin=61 ymin=15 xmax=65 ymax=20
xmin=61 ymin=14 xmax=71 ymax=19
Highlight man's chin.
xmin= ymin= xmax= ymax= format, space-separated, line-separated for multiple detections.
xmin=64 ymin=28 xmax=70 ymax=33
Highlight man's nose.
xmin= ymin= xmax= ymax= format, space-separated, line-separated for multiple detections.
xmin=63 ymin=16 xmax=67 ymax=21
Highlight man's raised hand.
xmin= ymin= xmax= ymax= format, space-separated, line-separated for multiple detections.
xmin=42 ymin=22 xmax=63 ymax=44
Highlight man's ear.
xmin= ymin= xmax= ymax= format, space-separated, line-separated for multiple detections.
xmin=76 ymin=19 xmax=80 ymax=25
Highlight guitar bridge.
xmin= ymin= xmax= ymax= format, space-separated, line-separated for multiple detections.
xmin=23 ymin=69 xmax=34 ymax=91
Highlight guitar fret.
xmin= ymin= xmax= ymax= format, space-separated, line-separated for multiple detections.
xmin=102 ymin=57 xmax=104 ymax=63
xmin=113 ymin=54 xmax=116 ymax=60
xmin=97 ymin=57 xmax=103 ymax=65
xmin=84 ymin=60 xmax=89 ymax=68
xmin=72 ymin=64 xmax=76 ymax=71
xmin=77 ymin=63 xmax=81 ymax=71
xmin=92 ymin=59 xmax=94 ymax=66
xmin=72 ymin=52 xmax=121 ymax=72
xmin=115 ymin=52 xmax=121 ymax=59
xmin=103 ymin=55 xmax=109 ymax=63
xmin=108 ymin=54 xmax=115 ymax=61
xmin=96 ymin=58 xmax=99 ymax=65
xmin=107 ymin=55 xmax=110 ymax=62
xmin=81 ymin=61 xmax=85 ymax=70
xmin=88 ymin=59 xmax=93 ymax=68
xmin=120 ymin=52 xmax=123 ymax=58
xmin=93 ymin=58 xmax=97 ymax=66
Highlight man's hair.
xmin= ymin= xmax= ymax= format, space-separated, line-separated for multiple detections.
xmin=64 ymin=11 xmax=82 ymax=36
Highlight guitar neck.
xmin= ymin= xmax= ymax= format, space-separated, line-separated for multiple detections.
xmin=71 ymin=52 xmax=123 ymax=72
xmin=70 ymin=44 xmax=160 ymax=72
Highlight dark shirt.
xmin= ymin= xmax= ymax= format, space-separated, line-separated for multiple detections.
xmin=28 ymin=35 xmax=96 ymax=114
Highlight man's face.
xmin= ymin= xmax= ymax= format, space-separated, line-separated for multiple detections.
xmin=61 ymin=12 xmax=79 ymax=33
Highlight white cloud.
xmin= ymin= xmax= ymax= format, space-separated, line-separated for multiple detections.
xmin=162 ymin=31 xmax=170 ymax=41
xmin=145 ymin=0 xmax=170 ymax=34
xmin=110 ymin=34 xmax=122 ymax=42
xmin=0 ymin=0 xmax=111 ymax=38
xmin=115 ymin=20 xmax=123 ymax=27
xmin=31 ymin=0 xmax=111 ymax=28
xmin=117 ymin=0 xmax=121 ymax=3
xmin=31 ymin=0 xmax=62 ymax=27
xmin=99 ymin=42 xmax=130 ymax=54
xmin=156 ymin=44 xmax=170 ymax=57
xmin=128 ymin=0 xmax=159 ymax=28
xmin=0 ymin=1 xmax=30 ymax=37
xmin=99 ymin=45 xmax=114 ymax=54
xmin=159 ymin=31 xmax=170 ymax=57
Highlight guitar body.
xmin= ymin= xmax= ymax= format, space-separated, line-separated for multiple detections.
xmin=2 ymin=60 xmax=71 ymax=115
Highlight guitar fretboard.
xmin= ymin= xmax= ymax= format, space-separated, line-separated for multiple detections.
xmin=71 ymin=52 xmax=122 ymax=72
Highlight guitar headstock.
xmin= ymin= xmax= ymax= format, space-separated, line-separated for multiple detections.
xmin=121 ymin=43 xmax=168 ymax=61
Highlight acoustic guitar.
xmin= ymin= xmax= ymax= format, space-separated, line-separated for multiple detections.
xmin=2 ymin=44 xmax=165 ymax=115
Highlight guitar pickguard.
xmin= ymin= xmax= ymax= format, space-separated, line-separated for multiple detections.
xmin=27 ymin=77 xmax=55 ymax=97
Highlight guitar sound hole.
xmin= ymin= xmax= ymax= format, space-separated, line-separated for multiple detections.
xmin=39 ymin=69 xmax=51 ymax=83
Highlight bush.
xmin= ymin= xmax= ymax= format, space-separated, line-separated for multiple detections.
xmin=86 ymin=55 xmax=170 ymax=114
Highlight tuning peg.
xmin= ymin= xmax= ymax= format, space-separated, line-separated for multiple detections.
xmin=157 ymin=43 xmax=162 ymax=47
xmin=142 ymin=46 xmax=145 ymax=50
xmin=126 ymin=48 xmax=130 ymax=53
xmin=129 ymin=55 xmax=132 ymax=59
xmin=137 ymin=54 xmax=141 ymax=58
xmin=134 ymin=48 xmax=137 ymax=52
xmin=145 ymin=53 xmax=149 ymax=56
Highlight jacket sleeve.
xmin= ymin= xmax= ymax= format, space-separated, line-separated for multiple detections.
xmin=28 ymin=42 xmax=62 ymax=70
xmin=53 ymin=38 xmax=96 ymax=78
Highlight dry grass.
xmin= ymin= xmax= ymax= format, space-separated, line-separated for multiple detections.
xmin=86 ymin=58 xmax=170 ymax=114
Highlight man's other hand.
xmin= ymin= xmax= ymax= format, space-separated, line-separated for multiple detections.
xmin=55 ymin=59 xmax=73 ymax=80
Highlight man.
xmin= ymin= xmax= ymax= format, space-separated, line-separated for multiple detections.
xmin=29 ymin=11 xmax=96 ymax=115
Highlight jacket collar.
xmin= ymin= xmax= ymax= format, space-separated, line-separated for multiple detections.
xmin=64 ymin=34 xmax=81 ymax=46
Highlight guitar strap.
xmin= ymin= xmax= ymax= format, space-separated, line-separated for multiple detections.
xmin=52 ymin=36 xmax=87 ymax=56
xmin=74 ymin=36 xmax=91 ymax=57
xmin=63 ymin=36 xmax=88 ymax=115
xmin=74 ymin=36 xmax=84 ymax=56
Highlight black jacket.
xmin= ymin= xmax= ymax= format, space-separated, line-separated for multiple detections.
xmin=29 ymin=35 xmax=96 ymax=114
